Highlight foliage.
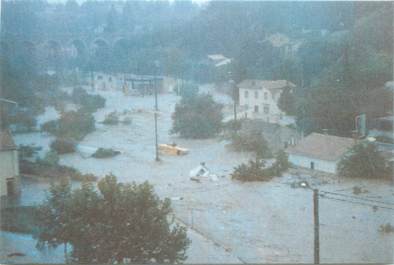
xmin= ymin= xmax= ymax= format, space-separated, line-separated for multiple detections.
xmin=20 ymin=160 xmax=97 ymax=181
xmin=278 ymin=87 xmax=297 ymax=115
xmin=92 ymin=148 xmax=120 ymax=159
xmin=229 ymin=129 xmax=272 ymax=159
xmin=231 ymin=160 xmax=271 ymax=182
xmin=36 ymin=175 xmax=190 ymax=263
xmin=18 ymin=144 xmax=41 ymax=161
xmin=337 ymin=142 xmax=391 ymax=179
xmin=50 ymin=139 xmax=76 ymax=154
xmin=102 ymin=111 xmax=119 ymax=125
xmin=41 ymin=110 xmax=95 ymax=141
xmin=41 ymin=151 xmax=60 ymax=166
xmin=71 ymin=87 xmax=106 ymax=113
xmin=378 ymin=223 xmax=394 ymax=234
xmin=172 ymin=94 xmax=223 ymax=139
xmin=0 ymin=206 xmax=38 ymax=234
xmin=231 ymin=151 xmax=289 ymax=182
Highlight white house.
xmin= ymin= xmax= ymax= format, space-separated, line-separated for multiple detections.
xmin=286 ymin=133 xmax=356 ymax=174
xmin=0 ymin=130 xmax=20 ymax=197
xmin=238 ymin=79 xmax=296 ymax=124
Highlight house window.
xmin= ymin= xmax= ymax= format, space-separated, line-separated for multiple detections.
xmin=264 ymin=92 xmax=268 ymax=100
xmin=244 ymin=90 xmax=249 ymax=98
xmin=6 ymin=178 xmax=15 ymax=196
xmin=97 ymin=75 xmax=103 ymax=80
xmin=254 ymin=105 xmax=259 ymax=113
xmin=264 ymin=104 xmax=270 ymax=114
xmin=254 ymin=91 xmax=259 ymax=99
xmin=310 ymin=161 xmax=315 ymax=170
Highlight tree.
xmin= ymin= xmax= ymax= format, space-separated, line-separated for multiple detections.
xmin=36 ymin=175 xmax=190 ymax=263
xmin=278 ymin=87 xmax=297 ymax=115
xmin=171 ymin=94 xmax=223 ymax=139
xmin=229 ymin=126 xmax=272 ymax=159
xmin=337 ymin=142 xmax=391 ymax=179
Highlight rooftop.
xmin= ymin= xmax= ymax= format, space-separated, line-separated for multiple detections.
xmin=238 ymin=79 xmax=295 ymax=90
xmin=0 ymin=130 xmax=17 ymax=151
xmin=286 ymin=133 xmax=355 ymax=161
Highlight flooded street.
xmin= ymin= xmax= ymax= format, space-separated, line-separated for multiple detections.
xmin=5 ymin=89 xmax=394 ymax=263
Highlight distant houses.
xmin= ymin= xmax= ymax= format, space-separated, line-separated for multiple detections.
xmin=286 ymin=133 xmax=356 ymax=174
xmin=237 ymin=79 xmax=296 ymax=124
xmin=0 ymin=130 xmax=20 ymax=198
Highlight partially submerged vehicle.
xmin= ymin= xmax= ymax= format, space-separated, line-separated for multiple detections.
xmin=159 ymin=143 xmax=189 ymax=156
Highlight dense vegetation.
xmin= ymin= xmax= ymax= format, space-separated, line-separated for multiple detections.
xmin=231 ymin=151 xmax=290 ymax=182
xmin=228 ymin=128 xmax=272 ymax=159
xmin=2 ymin=1 xmax=392 ymax=137
xmin=337 ymin=142 xmax=391 ymax=179
xmin=36 ymin=175 xmax=190 ymax=263
xmin=172 ymin=94 xmax=223 ymax=138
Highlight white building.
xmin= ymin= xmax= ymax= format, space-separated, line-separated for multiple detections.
xmin=238 ymin=79 xmax=296 ymax=124
xmin=0 ymin=130 xmax=20 ymax=197
xmin=286 ymin=133 xmax=356 ymax=174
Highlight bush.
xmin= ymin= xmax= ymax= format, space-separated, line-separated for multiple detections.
xmin=338 ymin=142 xmax=391 ymax=179
xmin=18 ymin=145 xmax=41 ymax=160
xmin=41 ymin=151 xmax=59 ymax=166
xmin=229 ymin=130 xmax=272 ymax=159
xmin=103 ymin=111 xmax=119 ymax=125
xmin=72 ymin=87 xmax=106 ymax=112
xmin=50 ymin=139 xmax=76 ymax=154
xmin=41 ymin=110 xmax=95 ymax=141
xmin=20 ymin=160 xmax=97 ymax=181
xmin=231 ymin=160 xmax=272 ymax=182
xmin=92 ymin=148 xmax=121 ymax=158
xmin=171 ymin=94 xmax=223 ymax=139
xmin=231 ymin=151 xmax=289 ymax=182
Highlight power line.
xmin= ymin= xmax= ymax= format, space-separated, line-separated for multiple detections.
xmin=320 ymin=194 xmax=394 ymax=211
xmin=320 ymin=190 xmax=394 ymax=207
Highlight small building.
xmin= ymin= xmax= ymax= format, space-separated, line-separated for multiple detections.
xmin=238 ymin=79 xmax=296 ymax=124
xmin=0 ymin=130 xmax=20 ymax=197
xmin=286 ymin=133 xmax=356 ymax=174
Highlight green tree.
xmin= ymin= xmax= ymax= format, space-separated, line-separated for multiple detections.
xmin=36 ymin=175 xmax=190 ymax=263
xmin=278 ymin=87 xmax=297 ymax=115
xmin=172 ymin=94 xmax=223 ymax=138
xmin=337 ymin=142 xmax=391 ymax=179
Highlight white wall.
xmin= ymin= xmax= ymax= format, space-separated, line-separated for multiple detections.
xmin=288 ymin=154 xmax=337 ymax=174
xmin=0 ymin=150 xmax=19 ymax=197
xmin=239 ymin=87 xmax=284 ymax=123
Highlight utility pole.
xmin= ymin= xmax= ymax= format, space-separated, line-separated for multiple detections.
xmin=313 ymin=189 xmax=320 ymax=264
xmin=154 ymin=61 xmax=160 ymax=162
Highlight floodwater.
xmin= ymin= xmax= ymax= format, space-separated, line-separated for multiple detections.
xmin=3 ymin=87 xmax=394 ymax=263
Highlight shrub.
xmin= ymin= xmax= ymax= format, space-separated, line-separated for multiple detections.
xmin=72 ymin=87 xmax=106 ymax=112
xmin=171 ymin=94 xmax=223 ymax=139
xmin=92 ymin=148 xmax=121 ymax=158
xmin=18 ymin=145 xmax=41 ymax=160
xmin=229 ymin=130 xmax=272 ymax=159
xmin=50 ymin=139 xmax=76 ymax=154
xmin=103 ymin=111 xmax=119 ymax=125
xmin=41 ymin=151 xmax=60 ymax=166
xmin=231 ymin=160 xmax=272 ymax=182
xmin=338 ymin=142 xmax=391 ymax=179
xmin=41 ymin=110 xmax=95 ymax=141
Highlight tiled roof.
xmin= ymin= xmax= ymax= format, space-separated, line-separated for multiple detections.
xmin=0 ymin=130 xmax=17 ymax=151
xmin=237 ymin=80 xmax=295 ymax=96
xmin=286 ymin=133 xmax=355 ymax=161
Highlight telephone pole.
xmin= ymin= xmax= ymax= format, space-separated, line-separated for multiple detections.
xmin=313 ymin=189 xmax=320 ymax=264
xmin=154 ymin=60 xmax=160 ymax=162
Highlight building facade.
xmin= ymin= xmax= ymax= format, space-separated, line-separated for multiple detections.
xmin=238 ymin=79 xmax=296 ymax=124
xmin=0 ymin=130 xmax=20 ymax=197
